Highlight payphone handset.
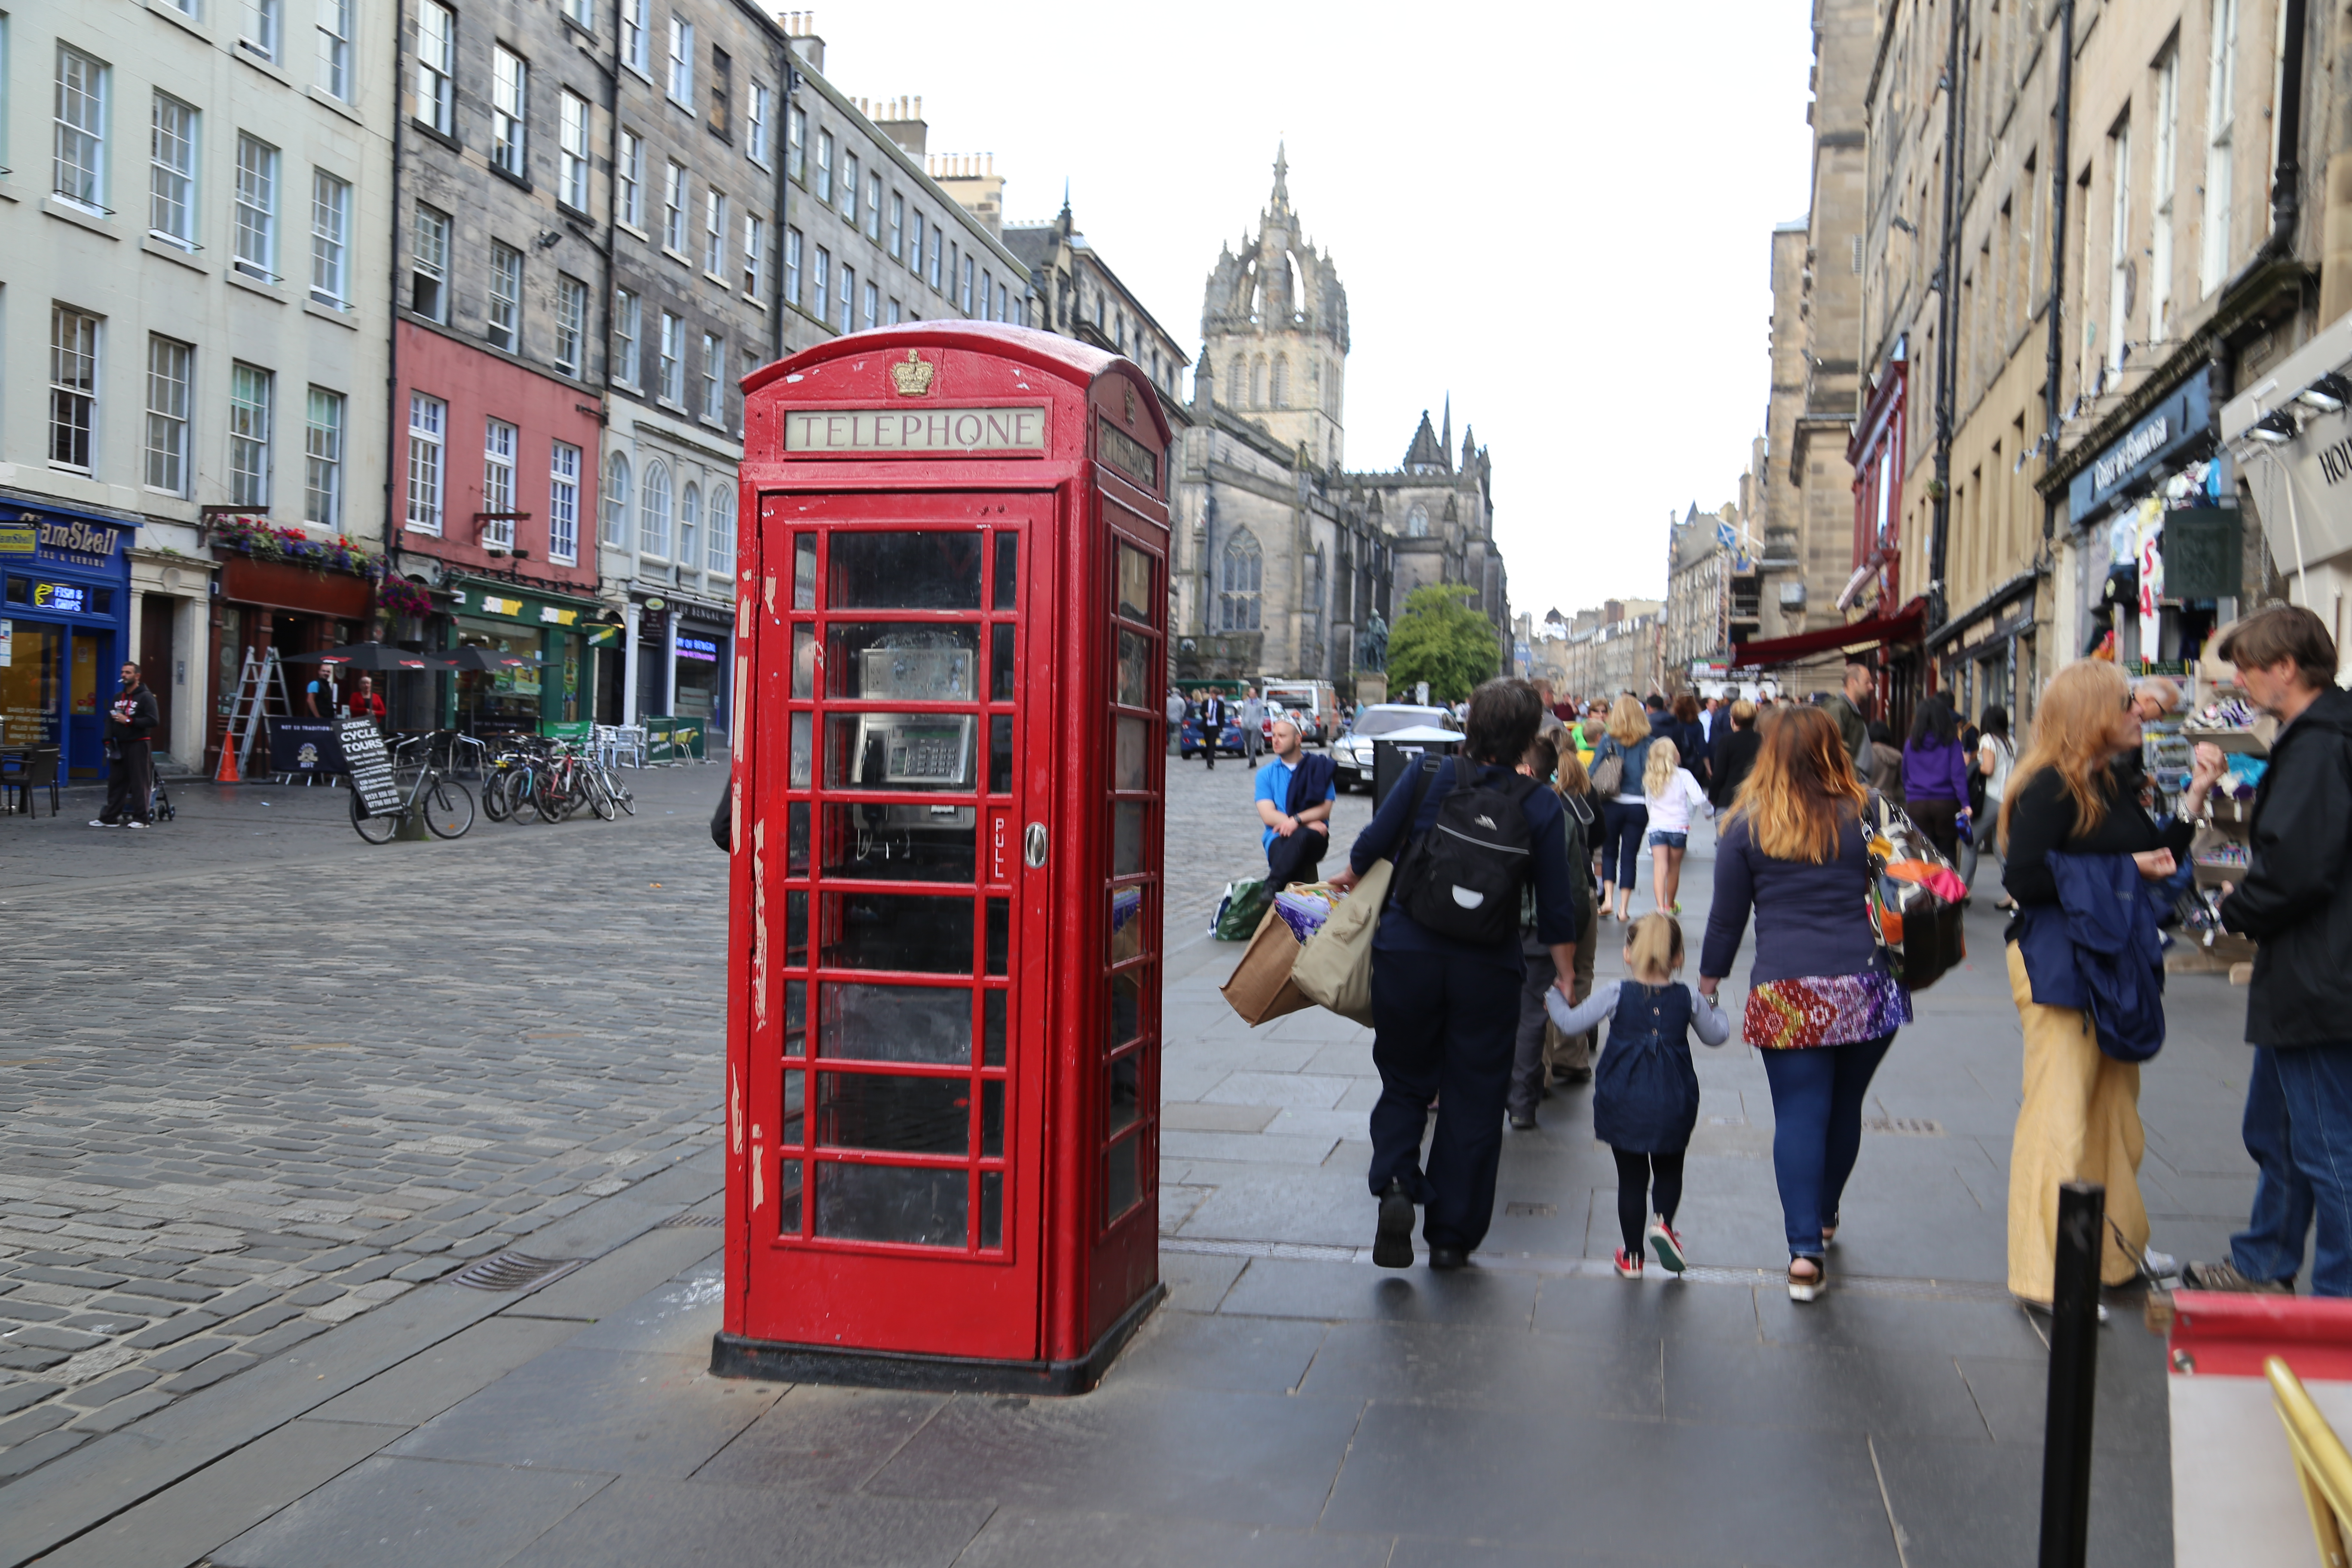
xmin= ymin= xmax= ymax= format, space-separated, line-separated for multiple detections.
xmin=848 ymin=639 xmax=977 ymax=845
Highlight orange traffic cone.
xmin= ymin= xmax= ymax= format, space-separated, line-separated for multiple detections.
xmin=215 ymin=739 xmax=239 ymax=783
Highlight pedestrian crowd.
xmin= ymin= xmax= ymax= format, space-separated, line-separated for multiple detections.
xmin=1228 ymin=601 xmax=2352 ymax=1311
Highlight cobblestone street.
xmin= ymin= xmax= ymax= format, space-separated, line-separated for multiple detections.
xmin=0 ymin=766 xmax=732 ymax=1483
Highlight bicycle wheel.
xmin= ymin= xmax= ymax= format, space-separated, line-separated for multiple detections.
xmin=422 ymin=776 xmax=475 ymax=839
xmin=508 ymin=766 xmax=541 ymax=824
xmin=609 ymin=769 xmax=636 ymax=815
xmin=481 ymin=768 xmax=511 ymax=822
xmin=585 ymin=772 xmax=617 ymax=821
xmin=351 ymin=789 xmax=399 ymax=844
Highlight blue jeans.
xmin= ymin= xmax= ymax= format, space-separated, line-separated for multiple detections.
xmin=1758 ymin=1032 xmax=1896 ymax=1258
xmin=2233 ymin=1043 xmax=2352 ymax=1295
xmin=1599 ymin=801 xmax=1648 ymax=893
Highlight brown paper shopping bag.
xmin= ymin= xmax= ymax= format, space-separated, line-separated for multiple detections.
xmin=1220 ymin=904 xmax=1312 ymax=1025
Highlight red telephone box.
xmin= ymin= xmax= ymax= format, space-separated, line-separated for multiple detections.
xmin=711 ymin=323 xmax=1172 ymax=1392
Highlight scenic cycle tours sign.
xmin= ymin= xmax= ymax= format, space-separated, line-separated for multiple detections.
xmin=338 ymin=720 xmax=402 ymax=818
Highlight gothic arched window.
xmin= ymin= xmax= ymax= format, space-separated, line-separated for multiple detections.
xmin=1271 ymin=355 xmax=1290 ymax=407
xmin=1250 ymin=356 xmax=1266 ymax=407
xmin=1219 ymin=529 xmax=1262 ymax=632
xmin=1406 ymin=504 xmax=1430 ymax=539
xmin=640 ymin=460 xmax=673 ymax=559
xmin=1226 ymin=357 xmax=1245 ymax=407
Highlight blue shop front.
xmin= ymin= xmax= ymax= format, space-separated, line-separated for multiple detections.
xmin=0 ymin=505 xmax=133 ymax=779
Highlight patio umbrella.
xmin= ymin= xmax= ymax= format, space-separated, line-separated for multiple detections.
xmin=285 ymin=643 xmax=456 ymax=671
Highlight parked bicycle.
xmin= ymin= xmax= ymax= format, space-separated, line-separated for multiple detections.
xmin=351 ymin=735 xmax=475 ymax=842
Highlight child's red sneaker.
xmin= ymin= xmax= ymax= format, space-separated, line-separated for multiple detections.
xmin=1613 ymin=1247 xmax=1643 ymax=1280
xmin=1646 ymin=1218 xmax=1687 ymax=1274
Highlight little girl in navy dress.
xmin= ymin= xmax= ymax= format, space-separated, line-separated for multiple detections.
xmin=1547 ymin=914 xmax=1730 ymax=1277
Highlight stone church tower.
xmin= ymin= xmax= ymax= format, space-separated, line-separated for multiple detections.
xmin=1200 ymin=148 xmax=1350 ymax=471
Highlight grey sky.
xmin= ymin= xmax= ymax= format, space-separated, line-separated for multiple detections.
xmin=815 ymin=1 xmax=1818 ymax=611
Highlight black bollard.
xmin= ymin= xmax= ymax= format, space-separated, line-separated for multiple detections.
xmin=2037 ymin=1180 xmax=2105 ymax=1568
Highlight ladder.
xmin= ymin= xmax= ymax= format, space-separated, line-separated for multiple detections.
xmin=215 ymin=646 xmax=292 ymax=782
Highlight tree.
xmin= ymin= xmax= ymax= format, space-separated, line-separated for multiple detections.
xmin=1384 ymin=584 xmax=1498 ymax=702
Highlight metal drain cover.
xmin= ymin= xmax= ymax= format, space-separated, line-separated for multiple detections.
xmin=448 ymin=1251 xmax=587 ymax=1292
xmin=656 ymin=1213 xmax=723 ymax=1228
xmin=1863 ymin=1118 xmax=1945 ymax=1136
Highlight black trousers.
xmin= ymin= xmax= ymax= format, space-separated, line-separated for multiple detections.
xmin=1366 ymin=946 xmax=1524 ymax=1251
xmin=102 ymin=742 xmax=153 ymax=824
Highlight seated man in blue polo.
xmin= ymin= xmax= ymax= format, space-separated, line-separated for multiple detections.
xmin=1256 ymin=716 xmax=1337 ymax=886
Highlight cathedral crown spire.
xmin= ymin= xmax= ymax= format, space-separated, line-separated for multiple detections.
xmin=1269 ymin=142 xmax=1290 ymax=215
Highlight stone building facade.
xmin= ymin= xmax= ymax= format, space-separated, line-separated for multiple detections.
xmin=1197 ymin=149 xmax=1348 ymax=472
xmin=1740 ymin=0 xmax=1876 ymax=702
xmin=1556 ymin=600 xmax=1665 ymax=705
xmin=1003 ymin=202 xmax=1189 ymax=404
xmin=1341 ymin=406 xmax=1508 ymax=644
xmin=1665 ymin=503 xmax=1738 ymax=678
xmin=2 ymin=0 xmax=396 ymax=772
xmin=389 ymin=0 xmax=612 ymax=729
xmin=597 ymin=0 xmax=791 ymax=729
xmin=1171 ymin=154 xmax=1504 ymax=692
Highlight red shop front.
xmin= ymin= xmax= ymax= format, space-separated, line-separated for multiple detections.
xmin=713 ymin=323 xmax=1172 ymax=1392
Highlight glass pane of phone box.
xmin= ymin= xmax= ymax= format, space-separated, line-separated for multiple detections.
xmin=821 ymin=981 xmax=971 ymax=1065
xmin=826 ymin=714 xmax=976 ymax=793
xmin=822 ymin=891 xmax=974 ymax=974
xmin=823 ymin=801 xmax=974 ymax=882
xmin=828 ymin=530 xmax=982 ymax=610
xmin=815 ymin=1162 xmax=967 ymax=1248
xmin=816 ymin=1072 xmax=968 ymax=1155
xmin=826 ymin=625 xmax=978 ymax=702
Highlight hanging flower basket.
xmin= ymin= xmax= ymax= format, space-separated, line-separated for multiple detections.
xmin=208 ymin=518 xmax=435 ymax=619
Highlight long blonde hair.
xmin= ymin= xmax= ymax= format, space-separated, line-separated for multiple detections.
xmin=1604 ymin=694 xmax=1648 ymax=747
xmin=2000 ymin=659 xmax=2132 ymax=849
xmin=1727 ymin=704 xmax=1867 ymax=863
xmin=1623 ymin=913 xmax=1684 ymax=982
xmin=1643 ymin=736 xmax=1680 ymax=797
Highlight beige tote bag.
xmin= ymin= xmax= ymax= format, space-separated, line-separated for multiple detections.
xmin=1289 ymin=859 xmax=1392 ymax=1027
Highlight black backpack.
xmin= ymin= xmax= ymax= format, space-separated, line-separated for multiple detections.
xmin=1393 ymin=756 xmax=1539 ymax=946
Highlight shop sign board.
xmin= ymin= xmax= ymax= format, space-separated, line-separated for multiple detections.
xmin=643 ymin=715 xmax=675 ymax=762
xmin=270 ymin=720 xmax=347 ymax=774
xmin=677 ymin=636 xmax=720 ymax=662
xmin=0 ymin=527 xmax=34 ymax=556
xmin=338 ymin=720 xmax=401 ymax=816
xmin=2068 ymin=370 xmax=2212 ymax=524
xmin=0 ymin=620 xmax=10 ymax=668
xmin=29 ymin=516 xmax=126 ymax=572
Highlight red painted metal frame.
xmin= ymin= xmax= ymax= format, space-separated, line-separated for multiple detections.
xmin=723 ymin=324 xmax=1172 ymax=1379
xmin=2169 ymin=1292 xmax=2352 ymax=1381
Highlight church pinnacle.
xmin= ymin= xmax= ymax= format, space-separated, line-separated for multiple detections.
xmin=1269 ymin=142 xmax=1290 ymax=216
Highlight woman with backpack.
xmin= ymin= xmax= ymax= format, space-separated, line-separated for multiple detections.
xmin=1327 ymin=679 xmax=1580 ymax=1271
xmin=1698 ymin=705 xmax=1910 ymax=1302
xmin=1588 ymin=695 xmax=1658 ymax=922
xmin=1999 ymin=661 xmax=2223 ymax=1311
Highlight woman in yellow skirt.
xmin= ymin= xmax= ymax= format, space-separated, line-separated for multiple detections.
xmin=1997 ymin=660 xmax=2222 ymax=1305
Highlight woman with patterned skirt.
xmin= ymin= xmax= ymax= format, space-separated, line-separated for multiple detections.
xmin=1698 ymin=704 xmax=1910 ymax=1301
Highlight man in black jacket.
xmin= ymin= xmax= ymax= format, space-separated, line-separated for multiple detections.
xmin=2184 ymin=607 xmax=2352 ymax=1295
xmin=93 ymin=662 xmax=159 ymax=828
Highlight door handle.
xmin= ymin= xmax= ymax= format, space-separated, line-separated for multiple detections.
xmin=1023 ymin=822 xmax=1047 ymax=867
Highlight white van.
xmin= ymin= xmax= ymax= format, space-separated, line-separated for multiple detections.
xmin=1261 ymin=680 xmax=1340 ymax=744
